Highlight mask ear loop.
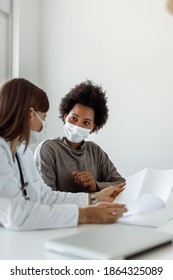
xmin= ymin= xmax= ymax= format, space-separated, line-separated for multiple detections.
xmin=33 ymin=110 xmax=43 ymax=124
xmin=33 ymin=110 xmax=47 ymax=132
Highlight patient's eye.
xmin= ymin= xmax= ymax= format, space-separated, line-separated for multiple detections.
xmin=71 ymin=116 xmax=78 ymax=122
xmin=84 ymin=120 xmax=91 ymax=126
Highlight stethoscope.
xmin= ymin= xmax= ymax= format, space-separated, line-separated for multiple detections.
xmin=15 ymin=153 xmax=30 ymax=200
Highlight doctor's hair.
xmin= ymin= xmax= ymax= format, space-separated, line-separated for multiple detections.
xmin=0 ymin=78 xmax=49 ymax=148
xmin=59 ymin=80 xmax=109 ymax=132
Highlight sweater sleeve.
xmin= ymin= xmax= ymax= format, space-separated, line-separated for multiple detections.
xmin=34 ymin=140 xmax=58 ymax=191
xmin=95 ymin=145 xmax=125 ymax=190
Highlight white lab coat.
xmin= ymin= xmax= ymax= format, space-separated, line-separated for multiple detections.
xmin=0 ymin=137 xmax=88 ymax=230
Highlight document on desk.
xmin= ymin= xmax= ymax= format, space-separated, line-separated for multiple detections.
xmin=118 ymin=207 xmax=173 ymax=227
xmin=114 ymin=168 xmax=173 ymax=227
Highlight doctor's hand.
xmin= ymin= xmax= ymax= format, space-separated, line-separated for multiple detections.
xmin=72 ymin=171 xmax=97 ymax=191
xmin=78 ymin=202 xmax=127 ymax=224
xmin=95 ymin=182 xmax=126 ymax=203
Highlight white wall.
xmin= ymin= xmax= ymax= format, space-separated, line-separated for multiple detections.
xmin=0 ymin=0 xmax=12 ymax=81
xmin=12 ymin=0 xmax=40 ymax=85
xmin=15 ymin=0 xmax=173 ymax=177
xmin=0 ymin=0 xmax=11 ymax=13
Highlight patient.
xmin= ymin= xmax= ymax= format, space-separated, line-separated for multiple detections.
xmin=35 ymin=80 xmax=125 ymax=193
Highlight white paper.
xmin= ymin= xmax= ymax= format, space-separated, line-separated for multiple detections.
xmin=118 ymin=207 xmax=173 ymax=227
xmin=114 ymin=168 xmax=173 ymax=215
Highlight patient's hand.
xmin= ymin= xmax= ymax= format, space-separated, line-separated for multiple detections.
xmin=72 ymin=171 xmax=97 ymax=191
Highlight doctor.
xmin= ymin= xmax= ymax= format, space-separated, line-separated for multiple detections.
xmin=0 ymin=78 xmax=127 ymax=231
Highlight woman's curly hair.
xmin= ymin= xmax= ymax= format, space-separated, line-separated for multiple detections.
xmin=59 ymin=80 xmax=109 ymax=132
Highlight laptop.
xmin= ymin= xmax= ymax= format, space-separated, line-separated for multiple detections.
xmin=45 ymin=224 xmax=173 ymax=260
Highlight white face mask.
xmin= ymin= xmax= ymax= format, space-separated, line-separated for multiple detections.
xmin=29 ymin=111 xmax=47 ymax=144
xmin=63 ymin=121 xmax=92 ymax=143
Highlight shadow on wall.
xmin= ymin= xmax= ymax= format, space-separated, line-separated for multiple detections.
xmin=167 ymin=0 xmax=173 ymax=14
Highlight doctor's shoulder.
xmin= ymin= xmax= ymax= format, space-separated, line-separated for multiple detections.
xmin=0 ymin=137 xmax=13 ymax=162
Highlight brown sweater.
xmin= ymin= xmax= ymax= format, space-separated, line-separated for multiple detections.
xmin=34 ymin=137 xmax=125 ymax=193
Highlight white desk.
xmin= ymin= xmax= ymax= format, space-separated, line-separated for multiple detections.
xmin=1 ymin=193 xmax=173 ymax=260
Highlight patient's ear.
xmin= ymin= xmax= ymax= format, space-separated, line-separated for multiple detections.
xmin=91 ymin=124 xmax=96 ymax=133
xmin=63 ymin=114 xmax=67 ymax=122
